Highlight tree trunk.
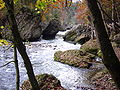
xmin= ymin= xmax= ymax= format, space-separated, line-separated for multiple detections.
xmin=116 ymin=6 xmax=120 ymax=24
xmin=14 ymin=46 xmax=20 ymax=90
xmin=112 ymin=0 xmax=118 ymax=33
xmin=97 ymin=1 xmax=120 ymax=29
xmin=65 ymin=0 xmax=68 ymax=7
xmin=86 ymin=0 xmax=120 ymax=89
xmin=3 ymin=0 xmax=39 ymax=90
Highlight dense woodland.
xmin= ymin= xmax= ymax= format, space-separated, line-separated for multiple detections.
xmin=0 ymin=0 xmax=120 ymax=90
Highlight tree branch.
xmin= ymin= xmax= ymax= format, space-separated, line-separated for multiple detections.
xmin=0 ymin=61 xmax=14 ymax=68
xmin=97 ymin=0 xmax=120 ymax=28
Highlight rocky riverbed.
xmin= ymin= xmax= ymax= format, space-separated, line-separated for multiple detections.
xmin=0 ymin=32 xmax=97 ymax=90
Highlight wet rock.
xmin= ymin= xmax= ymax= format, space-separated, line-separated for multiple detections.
xmin=63 ymin=29 xmax=77 ymax=43
xmin=0 ymin=7 xmax=42 ymax=41
xmin=80 ymin=39 xmax=101 ymax=57
xmin=54 ymin=50 xmax=99 ymax=69
xmin=54 ymin=39 xmax=103 ymax=69
xmin=21 ymin=74 xmax=66 ymax=90
xmin=42 ymin=19 xmax=64 ymax=40
xmin=63 ymin=24 xmax=92 ymax=44
xmin=75 ymin=34 xmax=91 ymax=45
xmin=81 ymin=39 xmax=120 ymax=60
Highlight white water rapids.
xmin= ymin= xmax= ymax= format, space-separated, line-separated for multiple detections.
xmin=0 ymin=31 xmax=94 ymax=90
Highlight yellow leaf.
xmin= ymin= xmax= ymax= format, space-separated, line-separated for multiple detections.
xmin=0 ymin=39 xmax=11 ymax=46
xmin=37 ymin=11 xmax=40 ymax=13
xmin=11 ymin=45 xmax=14 ymax=47
xmin=0 ymin=26 xmax=4 ymax=29
xmin=0 ymin=0 xmax=5 ymax=10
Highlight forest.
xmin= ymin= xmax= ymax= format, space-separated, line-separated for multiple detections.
xmin=0 ymin=0 xmax=120 ymax=90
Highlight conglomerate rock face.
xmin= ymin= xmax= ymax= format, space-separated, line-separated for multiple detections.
xmin=0 ymin=7 xmax=42 ymax=41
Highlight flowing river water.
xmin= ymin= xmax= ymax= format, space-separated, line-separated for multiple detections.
xmin=0 ymin=31 xmax=95 ymax=90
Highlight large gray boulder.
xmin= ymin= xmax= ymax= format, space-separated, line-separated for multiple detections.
xmin=42 ymin=19 xmax=64 ymax=40
xmin=63 ymin=24 xmax=92 ymax=44
xmin=0 ymin=7 xmax=42 ymax=41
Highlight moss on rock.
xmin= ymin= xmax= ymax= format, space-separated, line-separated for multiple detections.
xmin=63 ymin=30 xmax=76 ymax=42
xmin=80 ymin=39 xmax=103 ymax=58
xmin=54 ymin=50 xmax=100 ymax=69
xmin=63 ymin=25 xmax=91 ymax=44
xmin=54 ymin=39 xmax=104 ymax=69
xmin=21 ymin=74 xmax=66 ymax=90
xmin=75 ymin=36 xmax=90 ymax=45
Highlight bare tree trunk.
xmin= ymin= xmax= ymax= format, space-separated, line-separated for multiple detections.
xmin=65 ymin=0 xmax=68 ymax=7
xmin=3 ymin=0 xmax=39 ymax=90
xmin=14 ymin=45 xmax=20 ymax=90
xmin=116 ymin=6 xmax=120 ymax=24
xmin=97 ymin=1 xmax=110 ymax=36
xmin=86 ymin=0 xmax=120 ymax=89
xmin=112 ymin=0 xmax=118 ymax=34
xmin=97 ymin=1 xmax=120 ymax=28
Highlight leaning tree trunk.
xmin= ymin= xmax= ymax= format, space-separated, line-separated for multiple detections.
xmin=86 ymin=0 xmax=120 ymax=89
xmin=3 ymin=0 xmax=39 ymax=90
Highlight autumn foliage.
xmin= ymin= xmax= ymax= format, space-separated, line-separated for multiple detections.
xmin=75 ymin=0 xmax=89 ymax=24
xmin=75 ymin=0 xmax=120 ymax=24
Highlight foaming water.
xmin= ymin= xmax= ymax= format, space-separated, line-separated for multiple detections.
xmin=0 ymin=32 xmax=93 ymax=90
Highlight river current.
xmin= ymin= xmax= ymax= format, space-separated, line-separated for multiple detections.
xmin=0 ymin=31 xmax=94 ymax=90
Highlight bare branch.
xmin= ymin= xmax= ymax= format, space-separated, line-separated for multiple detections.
xmin=0 ymin=61 xmax=15 ymax=68
xmin=97 ymin=0 xmax=120 ymax=28
xmin=3 ymin=44 xmax=13 ymax=52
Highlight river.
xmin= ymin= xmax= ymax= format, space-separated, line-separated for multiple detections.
xmin=0 ymin=31 xmax=94 ymax=90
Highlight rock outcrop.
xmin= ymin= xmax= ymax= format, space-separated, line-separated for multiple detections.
xmin=54 ymin=39 xmax=102 ymax=69
xmin=80 ymin=39 xmax=102 ymax=57
xmin=63 ymin=24 xmax=93 ymax=44
xmin=54 ymin=50 xmax=98 ymax=69
xmin=0 ymin=7 xmax=42 ymax=41
xmin=42 ymin=19 xmax=64 ymax=40
xmin=21 ymin=74 xmax=66 ymax=90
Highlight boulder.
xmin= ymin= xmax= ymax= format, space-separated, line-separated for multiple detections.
xmin=80 ymin=39 xmax=100 ymax=54
xmin=80 ymin=39 xmax=103 ymax=58
xmin=63 ymin=29 xmax=76 ymax=43
xmin=0 ymin=7 xmax=42 ymax=41
xmin=42 ymin=19 xmax=64 ymax=40
xmin=54 ymin=39 xmax=102 ymax=69
xmin=54 ymin=50 xmax=98 ymax=69
xmin=63 ymin=24 xmax=92 ymax=44
xmin=21 ymin=74 xmax=66 ymax=90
